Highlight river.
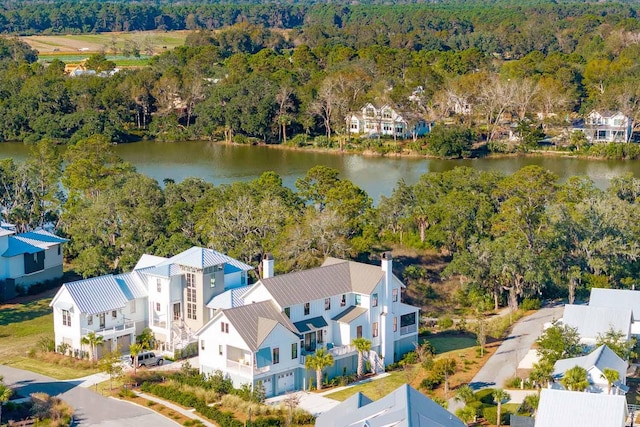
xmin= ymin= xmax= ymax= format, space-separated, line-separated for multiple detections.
xmin=2 ymin=141 xmax=639 ymax=203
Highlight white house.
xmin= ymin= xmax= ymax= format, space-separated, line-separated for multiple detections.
xmin=559 ymin=304 xmax=632 ymax=347
xmin=552 ymin=345 xmax=628 ymax=395
xmin=50 ymin=246 xmax=253 ymax=359
xmin=196 ymin=252 xmax=420 ymax=397
xmin=0 ymin=228 xmax=67 ymax=300
xmin=348 ymin=104 xmax=431 ymax=139
xmin=582 ymin=111 xmax=633 ymax=143
xmin=315 ymin=384 xmax=466 ymax=426
xmin=535 ymin=389 xmax=627 ymax=427
xmin=589 ymin=288 xmax=640 ymax=336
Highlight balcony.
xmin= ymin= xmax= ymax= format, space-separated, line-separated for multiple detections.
xmin=328 ymin=344 xmax=357 ymax=358
xmin=86 ymin=321 xmax=135 ymax=340
xmin=225 ymin=359 xmax=270 ymax=377
xmin=400 ymin=324 xmax=417 ymax=336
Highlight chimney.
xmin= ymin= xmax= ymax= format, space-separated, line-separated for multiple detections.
xmin=262 ymin=253 xmax=274 ymax=279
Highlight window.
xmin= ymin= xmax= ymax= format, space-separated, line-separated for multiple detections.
xmin=273 ymin=347 xmax=280 ymax=364
xmin=317 ymin=329 xmax=324 ymax=344
xmin=201 ymin=340 xmax=205 ymax=350
xmin=155 ymin=303 xmax=161 ymax=312
xmin=355 ymin=295 xmax=361 ymax=306
xmin=340 ymin=294 xmax=346 ymax=307
xmin=156 ymin=278 xmax=162 ymax=293
xmin=187 ymin=272 xmax=197 ymax=320
xmin=241 ymin=273 xmax=247 ymax=286
xmin=62 ymin=309 xmax=71 ymax=326
xmin=87 ymin=315 xmax=93 ymax=326
xmin=57 ymin=245 xmax=61 ymax=255
xmin=221 ymin=322 xmax=229 ymax=333
xmin=392 ymin=288 xmax=398 ymax=302
xmin=130 ymin=300 xmax=136 ymax=314
xmin=324 ymin=298 xmax=331 ymax=311
xmin=284 ymin=307 xmax=290 ymax=318
xmin=393 ymin=316 xmax=397 ymax=332
xmin=304 ymin=302 xmax=310 ymax=316
xmin=291 ymin=343 xmax=298 ymax=359
xmin=219 ymin=345 xmax=223 ymax=356
xmin=112 ymin=310 xmax=117 ymax=319
xmin=356 ymin=325 xmax=363 ymax=338
xmin=372 ymin=322 xmax=379 ymax=338
xmin=401 ymin=312 xmax=416 ymax=327
xmin=372 ymin=293 xmax=378 ymax=307
xmin=210 ymin=276 xmax=216 ymax=288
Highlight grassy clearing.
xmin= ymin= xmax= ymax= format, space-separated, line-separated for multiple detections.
xmin=424 ymin=333 xmax=478 ymax=354
xmin=0 ymin=291 xmax=99 ymax=379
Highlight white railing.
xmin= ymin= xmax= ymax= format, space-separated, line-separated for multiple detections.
xmin=226 ymin=359 xmax=270 ymax=376
xmin=85 ymin=321 xmax=135 ymax=338
xmin=328 ymin=344 xmax=356 ymax=358
xmin=400 ymin=324 xmax=417 ymax=335
xmin=152 ymin=319 xmax=167 ymax=328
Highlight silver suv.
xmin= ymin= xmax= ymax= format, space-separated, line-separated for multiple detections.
xmin=134 ymin=351 xmax=164 ymax=367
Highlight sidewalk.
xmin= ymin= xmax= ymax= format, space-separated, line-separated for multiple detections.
xmin=134 ymin=391 xmax=217 ymax=427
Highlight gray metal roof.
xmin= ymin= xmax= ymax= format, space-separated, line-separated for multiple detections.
xmin=315 ymin=384 xmax=466 ymax=427
xmin=589 ymin=288 xmax=640 ymax=318
xmin=259 ymin=258 xmax=385 ymax=307
xmin=206 ymin=286 xmax=251 ymax=310
xmin=535 ymin=389 xmax=627 ymax=427
xmin=562 ymin=304 xmax=632 ymax=340
xmin=161 ymin=246 xmax=253 ymax=271
xmin=553 ymin=345 xmax=627 ymax=382
xmin=332 ymin=306 xmax=368 ymax=324
xmin=115 ymin=272 xmax=148 ymax=300
xmin=64 ymin=275 xmax=130 ymax=315
xmin=221 ymin=301 xmax=299 ymax=351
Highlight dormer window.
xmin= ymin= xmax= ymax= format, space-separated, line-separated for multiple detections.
xmin=156 ymin=279 xmax=162 ymax=293
xmin=340 ymin=294 xmax=346 ymax=307
xmin=325 ymin=298 xmax=331 ymax=310
xmin=372 ymin=293 xmax=378 ymax=307
xmin=355 ymin=295 xmax=361 ymax=306
xmin=304 ymin=302 xmax=310 ymax=316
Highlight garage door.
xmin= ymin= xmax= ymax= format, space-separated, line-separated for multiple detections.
xmin=117 ymin=334 xmax=131 ymax=352
xmin=260 ymin=377 xmax=274 ymax=398
xmin=277 ymin=372 xmax=294 ymax=394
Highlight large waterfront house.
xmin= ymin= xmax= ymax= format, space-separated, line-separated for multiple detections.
xmin=196 ymin=252 xmax=420 ymax=397
xmin=348 ymin=103 xmax=431 ymax=139
xmin=581 ymin=110 xmax=633 ymax=143
xmin=50 ymin=246 xmax=253 ymax=359
xmin=0 ymin=226 xmax=67 ymax=300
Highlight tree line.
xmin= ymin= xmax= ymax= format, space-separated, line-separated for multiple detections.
xmin=4 ymin=136 xmax=639 ymax=311
xmin=2 ymin=0 xmax=640 ymax=155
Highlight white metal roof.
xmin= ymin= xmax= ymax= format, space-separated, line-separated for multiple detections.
xmin=589 ymin=288 xmax=640 ymax=318
xmin=535 ymin=388 xmax=627 ymax=427
xmin=562 ymin=304 xmax=632 ymax=340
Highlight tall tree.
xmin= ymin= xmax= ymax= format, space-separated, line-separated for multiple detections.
xmin=304 ymin=348 xmax=334 ymax=391
xmin=81 ymin=331 xmax=104 ymax=361
xmin=352 ymin=337 xmax=371 ymax=379
xmin=493 ymin=388 xmax=510 ymax=427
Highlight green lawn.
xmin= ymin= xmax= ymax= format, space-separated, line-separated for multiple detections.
xmin=324 ymin=371 xmax=409 ymax=402
xmin=422 ymin=334 xmax=478 ymax=354
xmin=0 ymin=295 xmax=99 ymax=380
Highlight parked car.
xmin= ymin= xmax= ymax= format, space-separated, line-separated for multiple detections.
xmin=133 ymin=351 xmax=164 ymax=367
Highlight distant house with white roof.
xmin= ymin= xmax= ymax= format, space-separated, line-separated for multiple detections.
xmin=0 ymin=227 xmax=67 ymax=300
xmin=535 ymin=388 xmax=627 ymax=427
xmin=580 ymin=110 xmax=633 ymax=143
xmin=316 ymin=384 xmax=466 ymax=426
xmin=50 ymin=246 xmax=253 ymax=359
xmin=560 ymin=304 xmax=632 ymax=346
xmin=196 ymin=252 xmax=419 ymax=397
xmin=589 ymin=288 xmax=640 ymax=336
xmin=552 ymin=345 xmax=628 ymax=395
xmin=348 ymin=104 xmax=431 ymax=139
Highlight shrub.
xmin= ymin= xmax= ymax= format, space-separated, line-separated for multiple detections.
xmin=437 ymin=316 xmax=454 ymax=330
xmin=504 ymin=376 xmax=534 ymax=389
xmin=419 ymin=371 xmax=443 ymax=391
xmin=521 ymin=298 xmax=541 ymax=311
xmin=482 ymin=405 xmax=511 ymax=425
xmin=475 ymin=388 xmax=496 ymax=405
xmin=467 ymin=400 xmax=485 ymax=417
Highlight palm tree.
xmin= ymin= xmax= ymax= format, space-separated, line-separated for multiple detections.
xmin=304 ymin=348 xmax=334 ymax=391
xmin=454 ymin=384 xmax=475 ymax=405
xmin=129 ymin=343 xmax=143 ymax=375
xmin=493 ymin=388 xmax=510 ymax=427
xmin=352 ymin=337 xmax=371 ymax=378
xmin=81 ymin=331 xmax=104 ymax=361
xmin=560 ymin=365 xmax=589 ymax=392
xmin=601 ymin=368 xmax=620 ymax=395
xmin=0 ymin=378 xmax=13 ymax=426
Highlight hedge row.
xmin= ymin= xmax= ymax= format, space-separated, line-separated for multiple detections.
xmin=141 ymin=382 xmax=243 ymax=427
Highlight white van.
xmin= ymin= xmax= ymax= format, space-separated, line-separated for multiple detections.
xmin=134 ymin=351 xmax=164 ymax=367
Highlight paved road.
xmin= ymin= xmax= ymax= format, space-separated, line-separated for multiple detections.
xmin=469 ymin=303 xmax=564 ymax=391
xmin=0 ymin=365 xmax=179 ymax=426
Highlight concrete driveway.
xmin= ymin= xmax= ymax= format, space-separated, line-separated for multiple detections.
xmin=0 ymin=365 xmax=179 ymax=426
xmin=469 ymin=303 xmax=564 ymax=391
